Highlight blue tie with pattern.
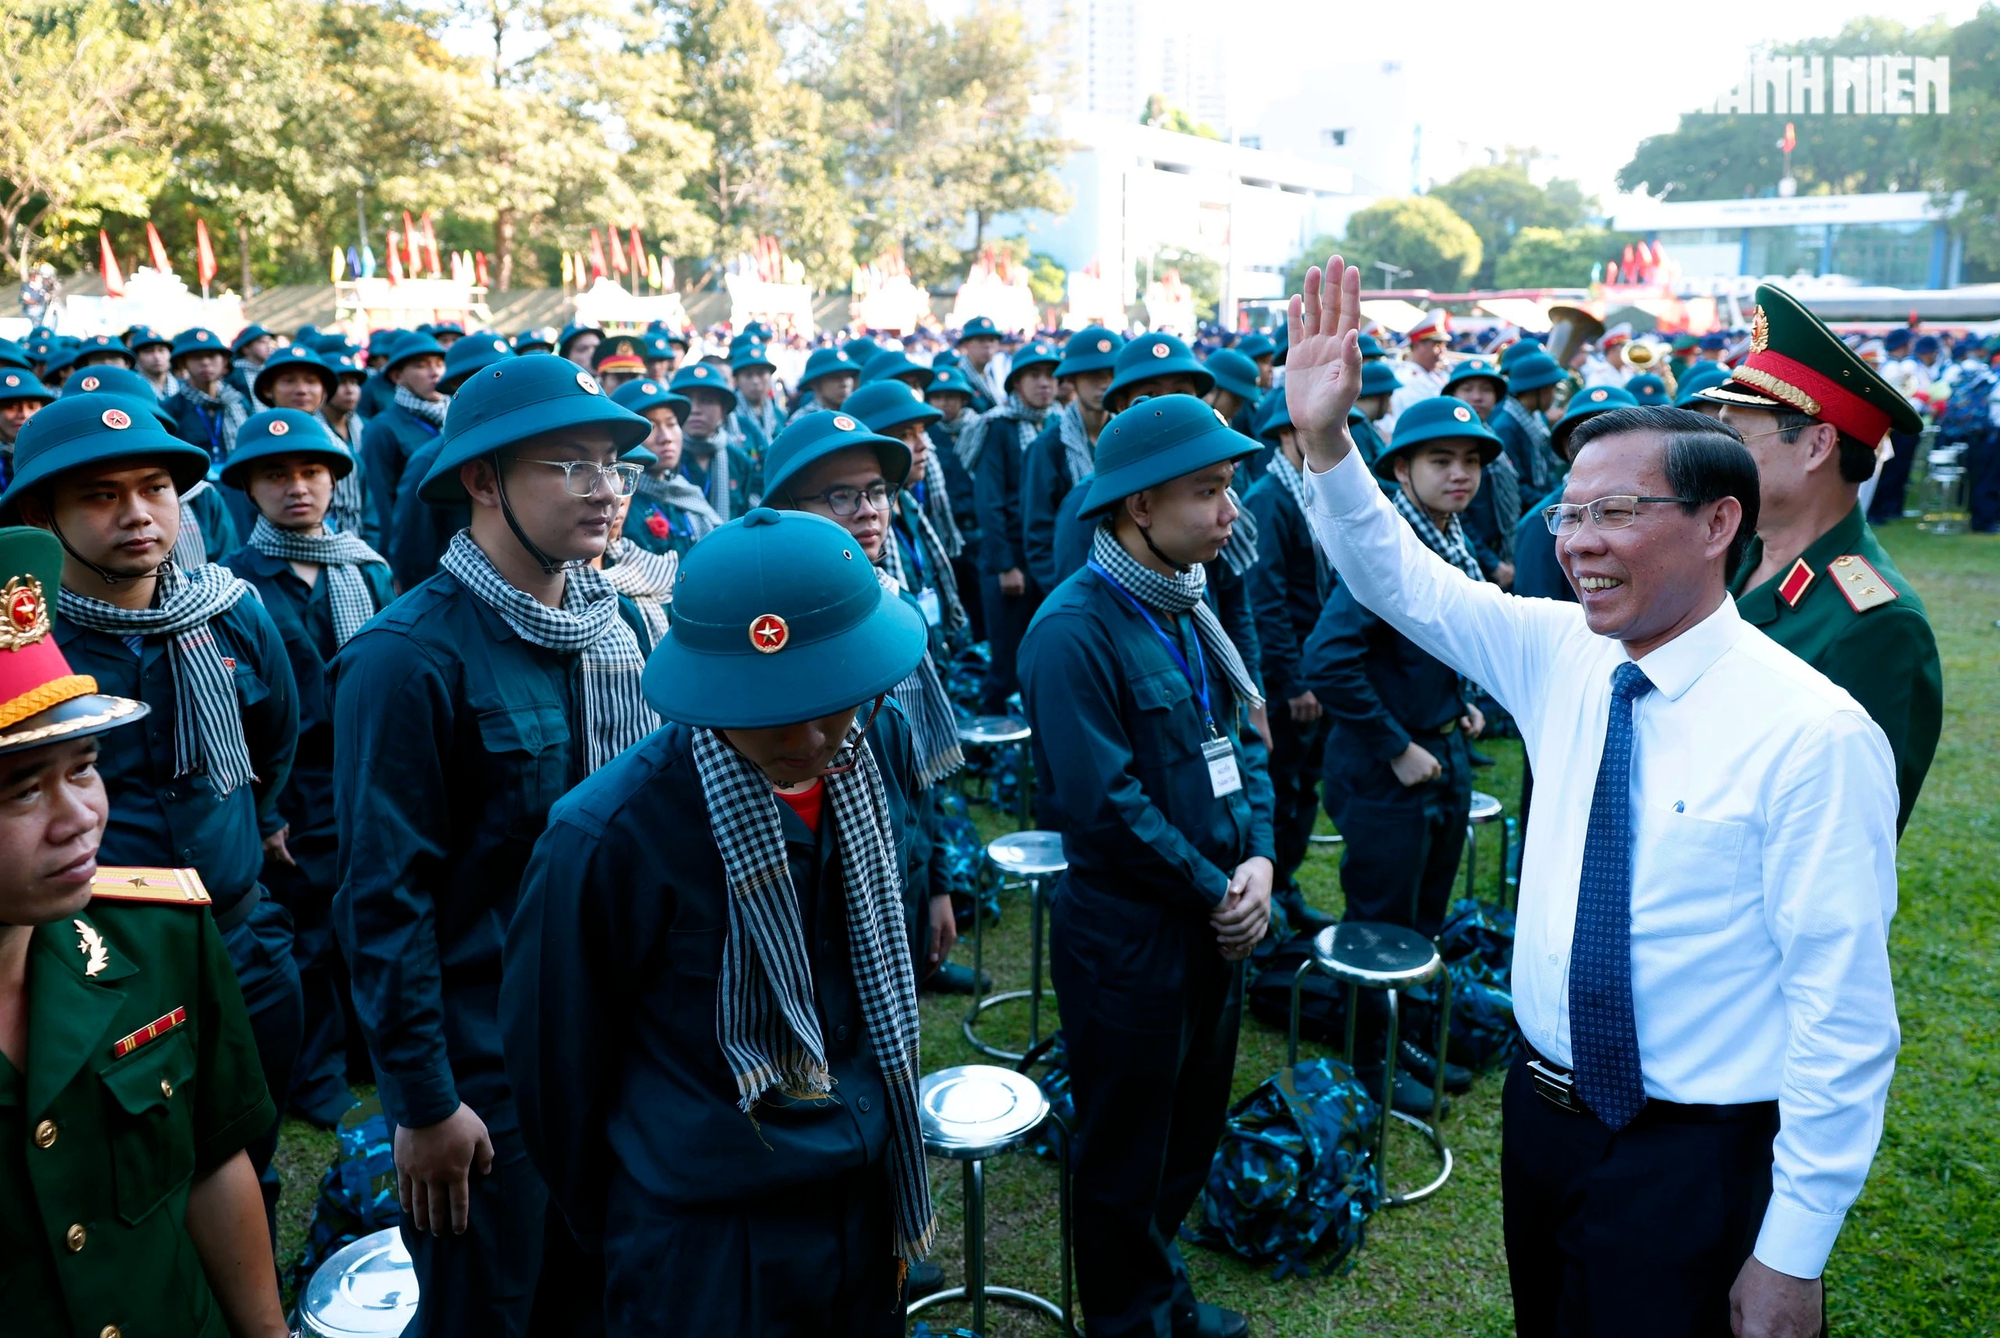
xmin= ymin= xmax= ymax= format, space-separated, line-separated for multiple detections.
xmin=1569 ymin=660 xmax=1654 ymax=1130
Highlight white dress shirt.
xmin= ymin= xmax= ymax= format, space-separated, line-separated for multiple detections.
xmin=1381 ymin=360 xmax=1447 ymax=441
xmin=1304 ymin=448 xmax=1900 ymax=1280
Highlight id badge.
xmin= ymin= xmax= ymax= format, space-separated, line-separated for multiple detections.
xmin=917 ymin=588 xmax=942 ymax=627
xmin=1203 ymin=737 xmax=1243 ymax=797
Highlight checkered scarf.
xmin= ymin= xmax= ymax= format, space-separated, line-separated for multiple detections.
xmin=172 ymin=481 xmax=214 ymax=570
xmin=881 ymin=495 xmax=967 ymax=636
xmin=439 ymin=532 xmax=658 ymax=773
xmin=913 ymin=469 xmax=963 ymax=558
xmin=953 ymin=395 xmax=1047 ymax=474
xmin=247 ymin=516 xmax=387 ymax=646
xmin=1056 ymin=400 xmax=1095 ymax=484
xmin=1218 ymin=488 xmax=1259 ymax=577
xmin=873 ymin=567 xmax=962 ymax=788
xmin=1392 ymin=487 xmax=1486 ymax=583
xmin=692 ymin=723 xmax=934 ymax=1262
xmin=393 ymin=383 xmax=449 ymax=429
xmin=1089 ymin=521 xmax=1263 ymax=710
xmin=636 ymin=471 xmax=723 ymax=541
xmin=1499 ymin=395 xmax=1560 ymax=492
xmin=62 ymin=562 xmax=256 ymax=795
xmin=600 ymin=537 xmax=676 ymax=644
xmin=183 ymin=382 xmax=249 ymax=457
xmin=683 ymin=436 xmax=735 ymax=522
xmin=1267 ymin=454 xmax=1330 ymax=583
xmin=318 ymin=409 xmax=369 ymax=539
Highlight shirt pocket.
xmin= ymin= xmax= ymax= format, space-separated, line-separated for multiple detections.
xmin=97 ymin=1027 xmax=199 ymax=1224
xmin=231 ymin=661 xmax=270 ymax=709
xmin=1630 ymin=811 xmax=1746 ymax=937
xmin=1127 ymin=666 xmax=1199 ymax=770
xmin=475 ymin=703 xmax=572 ymax=839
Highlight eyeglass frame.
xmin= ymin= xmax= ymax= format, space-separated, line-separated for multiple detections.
xmin=795 ymin=480 xmax=894 ymax=518
xmin=1542 ymin=494 xmax=1697 ymax=535
xmin=516 ymin=457 xmax=646 ymax=497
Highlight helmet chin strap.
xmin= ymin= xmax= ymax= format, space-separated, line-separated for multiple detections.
xmin=49 ymin=515 xmax=162 ymax=588
xmin=1136 ymin=520 xmax=1192 ymax=574
xmin=493 ymin=463 xmax=574 ymax=577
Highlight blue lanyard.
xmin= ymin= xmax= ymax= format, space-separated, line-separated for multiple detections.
xmin=192 ymin=403 xmax=224 ymax=461
xmin=1087 ymin=560 xmax=1215 ymax=735
xmin=893 ymin=512 xmax=925 ymax=586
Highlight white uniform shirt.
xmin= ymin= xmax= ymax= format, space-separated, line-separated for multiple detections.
xmin=1381 ymin=358 xmax=1447 ymax=441
xmin=1304 ymin=448 xmax=1900 ymax=1280
xmin=1580 ymin=354 xmax=1632 ymax=389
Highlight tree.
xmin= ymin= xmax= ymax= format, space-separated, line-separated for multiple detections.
xmin=1432 ymin=162 xmax=1589 ymax=286
xmin=1306 ymin=195 xmax=1482 ymax=292
xmin=0 ymin=0 xmax=173 ymax=280
xmin=1916 ymin=7 xmax=2000 ymax=273
xmin=1144 ymin=246 xmax=1220 ymax=320
xmin=1141 ymin=94 xmax=1220 ymax=141
xmin=1026 ymin=251 xmax=1066 ymax=308
xmin=1492 ymin=227 xmax=1626 ymax=289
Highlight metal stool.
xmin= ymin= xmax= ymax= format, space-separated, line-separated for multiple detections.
xmin=908 ymin=1065 xmax=1073 ymax=1335
xmin=1464 ymin=790 xmax=1507 ymax=904
xmin=956 ymin=715 xmax=1034 ymax=830
xmin=1286 ymin=922 xmax=1454 ymax=1207
xmin=965 ymin=831 xmax=1067 ymax=1062
xmin=299 ymin=1227 xmax=418 ymax=1336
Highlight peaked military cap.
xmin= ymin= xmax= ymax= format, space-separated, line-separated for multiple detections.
xmin=1696 ymin=283 xmax=1922 ymax=440
xmin=591 ymin=333 xmax=649 ymax=376
xmin=0 ymin=526 xmax=148 ymax=754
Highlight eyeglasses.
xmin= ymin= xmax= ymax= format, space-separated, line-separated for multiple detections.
xmin=518 ymin=458 xmax=644 ymax=497
xmin=800 ymin=481 xmax=892 ymax=517
xmin=1543 ymin=495 xmax=1694 ymax=535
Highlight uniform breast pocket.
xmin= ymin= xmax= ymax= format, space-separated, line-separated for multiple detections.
xmin=1631 ymin=811 xmax=1747 ymax=937
xmin=1127 ymin=667 xmax=1198 ymax=770
xmin=97 ymin=1028 xmax=198 ymax=1224
xmin=475 ymin=703 xmax=572 ymax=836
xmin=231 ymin=662 xmax=270 ymax=709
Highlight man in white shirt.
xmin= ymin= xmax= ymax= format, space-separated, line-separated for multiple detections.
xmin=1286 ymin=257 xmax=1899 ymax=1338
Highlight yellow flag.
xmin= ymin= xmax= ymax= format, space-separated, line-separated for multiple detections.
xmin=647 ymin=253 xmax=663 ymax=290
xmin=561 ymin=252 xmax=573 ymax=285
xmin=331 ymin=247 xmax=344 ymax=283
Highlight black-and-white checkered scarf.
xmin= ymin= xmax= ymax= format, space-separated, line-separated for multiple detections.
xmin=637 ymin=471 xmax=723 ymax=542
xmin=1056 ymin=399 xmax=1095 ymax=485
xmin=1267 ymin=454 xmax=1330 ymax=583
xmin=439 ymin=532 xmax=658 ymax=773
xmin=62 ymin=562 xmax=256 ymax=795
xmin=183 ymin=382 xmax=249 ymax=456
xmin=873 ymin=567 xmax=962 ymax=789
xmin=1392 ymin=487 xmax=1486 ymax=583
xmin=1499 ymin=395 xmax=1559 ymax=492
xmin=318 ymin=409 xmax=369 ymax=539
xmin=600 ymin=537 xmax=676 ymax=644
xmin=913 ymin=469 xmax=963 ymax=558
xmin=173 ymin=482 xmax=214 ymax=570
xmin=953 ymin=395 xmax=1047 ymax=475
xmin=692 ymin=722 xmax=934 ymax=1262
xmin=1218 ymin=487 xmax=1258 ymax=578
xmin=683 ymin=436 xmax=735 ymax=523
xmin=247 ymin=515 xmax=387 ymax=646
xmin=394 ymin=383 xmax=449 ymax=429
xmin=1089 ymin=521 xmax=1263 ymax=710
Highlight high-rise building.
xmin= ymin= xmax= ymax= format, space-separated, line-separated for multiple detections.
xmin=1020 ymin=0 xmax=1229 ymax=129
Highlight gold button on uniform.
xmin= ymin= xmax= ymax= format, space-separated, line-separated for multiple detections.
xmin=65 ymin=1223 xmax=86 ymax=1252
xmin=33 ymin=1119 xmax=56 ymax=1149
xmin=159 ymin=1079 xmax=173 ymax=1099
xmin=101 ymin=1326 xmax=121 ymax=1338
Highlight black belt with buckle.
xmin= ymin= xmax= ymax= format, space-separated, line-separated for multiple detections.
xmin=1523 ymin=1045 xmax=1779 ymax=1126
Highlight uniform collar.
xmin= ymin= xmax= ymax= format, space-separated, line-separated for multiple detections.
xmin=1627 ymin=595 xmax=1743 ymax=702
xmin=1731 ymin=504 xmax=1866 ymax=622
xmin=27 ymin=908 xmax=138 ymax=1117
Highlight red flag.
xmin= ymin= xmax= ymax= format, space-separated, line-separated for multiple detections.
xmin=1782 ymin=122 xmax=1797 ymax=155
xmin=195 ymin=219 xmax=217 ymax=287
xmin=387 ymin=231 xmax=403 ymax=283
xmin=400 ymin=212 xmax=419 ymax=277
xmin=589 ymin=230 xmax=608 ymax=279
xmin=608 ymin=225 xmax=627 ymax=274
xmin=421 ymin=212 xmax=441 ymax=277
xmin=475 ymin=251 xmax=491 ymax=288
xmin=145 ymin=222 xmax=174 ymax=275
xmin=628 ymin=227 xmax=645 ymax=278
xmin=99 ymin=231 xmax=126 ymax=297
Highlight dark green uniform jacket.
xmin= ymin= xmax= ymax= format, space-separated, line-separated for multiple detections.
xmin=1 ymin=898 xmax=274 ymax=1337
xmin=500 ymin=705 xmax=933 ymax=1250
xmin=331 ymin=570 xmax=580 ymax=1134
xmin=1731 ymin=505 xmax=1941 ymax=835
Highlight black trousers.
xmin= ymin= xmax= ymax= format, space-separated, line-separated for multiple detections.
xmin=1968 ymin=429 xmax=2000 ymax=532
xmin=402 ymin=1124 xmax=549 ymax=1338
xmin=600 ymin=1165 xmax=899 ymax=1338
xmin=1322 ymin=726 xmax=1470 ymax=938
xmin=220 ymin=894 xmax=303 ymax=1243
xmin=1266 ymin=706 xmax=1329 ymax=896
xmin=267 ymin=840 xmax=356 ymax=1126
xmin=1866 ymin=431 xmax=1920 ymax=523
xmin=980 ymin=574 xmax=1045 ymax=713
xmin=1052 ymin=878 xmax=1242 ymax=1338
xmin=1501 ymin=1056 xmax=1782 ymax=1338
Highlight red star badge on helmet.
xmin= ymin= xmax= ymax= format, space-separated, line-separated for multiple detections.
xmin=749 ymin=613 xmax=789 ymax=653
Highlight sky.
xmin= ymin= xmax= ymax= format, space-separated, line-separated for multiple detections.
xmin=1224 ymin=0 xmax=1981 ymax=200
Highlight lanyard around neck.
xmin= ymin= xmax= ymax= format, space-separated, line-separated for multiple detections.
xmin=1086 ymin=559 xmax=1215 ymax=736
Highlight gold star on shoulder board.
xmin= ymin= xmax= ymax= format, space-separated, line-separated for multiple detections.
xmin=1828 ymin=554 xmax=1899 ymax=613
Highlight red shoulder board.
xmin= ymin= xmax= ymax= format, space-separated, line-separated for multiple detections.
xmin=90 ymin=867 xmax=212 ymax=905
xmin=1827 ymin=555 xmax=1899 ymax=614
xmin=1777 ymin=558 xmax=1815 ymax=608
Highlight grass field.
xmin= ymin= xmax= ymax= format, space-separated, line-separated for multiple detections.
xmin=275 ymin=524 xmax=1999 ymax=1335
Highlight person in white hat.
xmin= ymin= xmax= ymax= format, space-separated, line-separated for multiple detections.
xmin=1383 ymin=311 xmax=1452 ymax=440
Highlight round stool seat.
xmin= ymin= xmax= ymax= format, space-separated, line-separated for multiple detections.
xmin=958 ymin=714 xmax=1033 ymax=747
xmin=1468 ymin=791 xmax=1504 ymax=824
xmin=300 ymin=1228 xmax=418 ymax=1336
xmin=920 ymin=1065 xmax=1050 ymax=1160
xmin=986 ymin=830 xmax=1067 ymax=878
xmin=1310 ymin=922 xmax=1442 ymax=990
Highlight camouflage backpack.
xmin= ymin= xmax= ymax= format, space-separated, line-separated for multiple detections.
xmin=285 ymin=1094 xmax=400 ymax=1299
xmin=1185 ymin=1058 xmax=1382 ymax=1279
xmin=1400 ymin=899 xmax=1521 ymax=1071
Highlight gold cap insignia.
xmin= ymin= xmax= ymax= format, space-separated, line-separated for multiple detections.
xmin=749 ymin=613 xmax=789 ymax=652
xmin=1750 ymin=307 xmax=1769 ymax=353
xmin=1 ymin=575 xmax=49 ymax=648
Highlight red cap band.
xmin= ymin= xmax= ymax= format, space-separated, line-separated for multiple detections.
xmin=1735 ymin=348 xmax=1892 ymax=445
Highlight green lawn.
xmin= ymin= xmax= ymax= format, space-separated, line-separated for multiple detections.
xmin=275 ymin=524 xmax=2000 ymax=1334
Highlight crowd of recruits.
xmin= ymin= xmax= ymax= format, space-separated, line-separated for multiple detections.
xmin=0 ymin=274 xmax=1942 ymax=1338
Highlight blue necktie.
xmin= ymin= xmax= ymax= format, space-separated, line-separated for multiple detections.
xmin=1569 ymin=660 xmax=1654 ymax=1131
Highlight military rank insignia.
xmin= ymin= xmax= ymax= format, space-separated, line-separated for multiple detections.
xmin=112 ymin=1007 xmax=188 ymax=1058
xmin=1828 ymin=555 xmax=1899 ymax=613
xmin=90 ymin=866 xmax=213 ymax=904
xmin=1777 ymin=558 xmax=1815 ymax=608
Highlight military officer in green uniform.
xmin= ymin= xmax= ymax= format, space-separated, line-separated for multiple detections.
xmin=1698 ymin=284 xmax=1942 ymax=833
xmin=0 ymin=525 xmax=287 ymax=1338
